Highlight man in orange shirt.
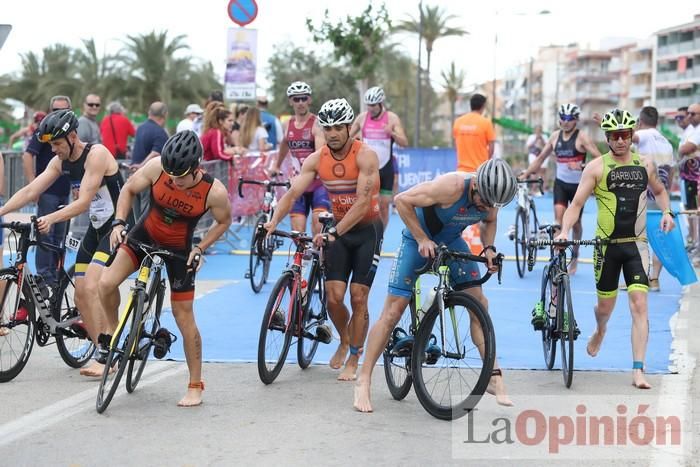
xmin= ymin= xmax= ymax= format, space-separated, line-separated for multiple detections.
xmin=454 ymin=94 xmax=495 ymax=173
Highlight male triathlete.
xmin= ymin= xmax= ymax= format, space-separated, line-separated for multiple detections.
xmin=266 ymin=98 xmax=382 ymax=381
xmin=521 ymin=104 xmax=602 ymax=274
xmin=354 ymin=158 xmax=518 ymax=412
xmin=270 ymin=81 xmax=330 ymax=235
xmin=350 ymin=86 xmax=408 ymax=231
xmin=99 ymin=130 xmax=232 ymax=406
xmin=555 ymin=109 xmax=675 ymax=390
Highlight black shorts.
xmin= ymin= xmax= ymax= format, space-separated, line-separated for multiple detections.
xmin=553 ymin=179 xmax=579 ymax=207
xmin=379 ymin=159 xmax=394 ymax=196
xmin=75 ymin=221 xmax=113 ymax=277
xmin=594 ymin=240 xmax=649 ymax=298
xmin=683 ymin=179 xmax=698 ymax=210
xmin=121 ymin=224 xmax=196 ymax=302
xmin=324 ymin=220 xmax=383 ymax=287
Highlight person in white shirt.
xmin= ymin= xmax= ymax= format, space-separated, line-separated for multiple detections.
xmin=678 ymin=103 xmax=700 ymax=259
xmin=176 ymin=104 xmax=203 ymax=133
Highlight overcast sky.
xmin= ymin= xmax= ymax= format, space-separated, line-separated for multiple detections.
xmin=1 ymin=1 xmax=697 ymax=101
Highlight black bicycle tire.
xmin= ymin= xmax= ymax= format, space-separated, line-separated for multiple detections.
xmin=126 ymin=273 xmax=164 ymax=393
xmin=249 ymin=214 xmax=269 ymax=293
xmin=411 ymin=292 xmax=495 ymax=420
xmin=257 ymin=272 xmax=294 ymax=384
xmin=0 ymin=270 xmax=36 ymax=383
xmin=515 ymin=208 xmax=527 ymax=278
xmin=96 ymin=293 xmax=141 ymax=413
xmin=560 ymin=275 xmax=575 ymax=388
xmin=541 ymin=264 xmax=557 ymax=370
xmin=297 ymin=261 xmax=323 ymax=369
xmin=54 ymin=265 xmax=95 ymax=368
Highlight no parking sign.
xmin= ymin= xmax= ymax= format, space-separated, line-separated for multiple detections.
xmin=228 ymin=0 xmax=258 ymax=27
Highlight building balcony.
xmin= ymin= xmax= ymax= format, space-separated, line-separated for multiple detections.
xmin=655 ymin=68 xmax=700 ymax=85
xmin=629 ymin=84 xmax=651 ymax=99
xmin=630 ymin=61 xmax=651 ymax=75
xmin=657 ymin=39 xmax=700 ymax=58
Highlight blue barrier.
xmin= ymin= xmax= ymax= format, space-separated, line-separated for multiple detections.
xmin=394 ymin=147 xmax=457 ymax=192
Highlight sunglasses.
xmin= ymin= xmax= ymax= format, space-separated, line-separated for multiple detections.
xmin=51 ymin=107 xmax=69 ymax=112
xmin=606 ymin=129 xmax=633 ymax=141
xmin=86 ymin=102 xmax=101 ymax=108
xmin=559 ymin=115 xmax=577 ymax=122
xmin=37 ymin=133 xmax=54 ymax=143
xmin=674 ymin=115 xmax=686 ymax=121
xmin=689 ymin=112 xmax=698 ymax=117
xmin=292 ymin=96 xmax=309 ymax=103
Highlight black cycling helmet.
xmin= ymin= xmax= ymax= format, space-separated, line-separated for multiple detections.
xmin=161 ymin=130 xmax=203 ymax=177
xmin=36 ymin=109 xmax=78 ymax=143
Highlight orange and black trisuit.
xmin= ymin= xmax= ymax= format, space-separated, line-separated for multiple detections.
xmin=317 ymin=140 xmax=383 ymax=286
xmin=124 ymin=170 xmax=214 ymax=301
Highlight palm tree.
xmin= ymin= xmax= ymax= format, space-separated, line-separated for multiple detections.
xmin=394 ymin=4 xmax=468 ymax=133
xmin=441 ymin=61 xmax=466 ymax=146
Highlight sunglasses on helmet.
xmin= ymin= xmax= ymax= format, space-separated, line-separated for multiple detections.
xmin=37 ymin=133 xmax=54 ymax=143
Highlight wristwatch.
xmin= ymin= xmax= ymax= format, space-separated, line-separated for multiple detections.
xmin=111 ymin=218 xmax=127 ymax=229
xmin=327 ymin=227 xmax=339 ymax=239
xmin=663 ymin=209 xmax=676 ymax=218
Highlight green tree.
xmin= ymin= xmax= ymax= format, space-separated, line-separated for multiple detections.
xmin=440 ymin=61 xmax=466 ymax=146
xmin=394 ymin=4 xmax=467 ymax=133
xmin=306 ymin=4 xmax=392 ymax=107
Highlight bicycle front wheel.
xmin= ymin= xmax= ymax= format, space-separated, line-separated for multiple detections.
xmin=55 ymin=265 xmax=95 ymax=368
xmin=559 ymin=275 xmax=575 ymax=388
xmin=249 ymin=215 xmax=270 ymax=293
xmin=96 ymin=292 xmax=141 ymax=413
xmin=383 ymin=300 xmax=414 ymax=401
xmin=0 ymin=270 xmax=36 ymax=383
xmin=257 ymin=272 xmax=294 ymax=384
xmin=515 ymin=208 xmax=527 ymax=278
xmin=126 ymin=275 xmax=164 ymax=393
xmin=541 ymin=264 xmax=557 ymax=370
xmin=411 ymin=292 xmax=495 ymax=420
xmin=297 ymin=263 xmax=324 ymax=369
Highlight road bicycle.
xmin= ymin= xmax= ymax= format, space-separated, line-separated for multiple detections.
xmin=527 ymin=225 xmax=600 ymax=388
xmin=95 ymin=238 xmax=198 ymax=413
xmin=384 ymin=245 xmax=502 ymax=420
xmin=238 ymin=177 xmax=290 ymax=293
xmin=257 ymin=216 xmax=334 ymax=384
xmin=0 ymin=218 xmax=93 ymax=382
xmin=512 ymin=177 xmax=543 ymax=278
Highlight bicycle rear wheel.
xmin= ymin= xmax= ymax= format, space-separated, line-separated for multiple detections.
xmin=559 ymin=275 xmax=575 ymax=388
xmin=55 ymin=265 xmax=95 ymax=368
xmin=383 ymin=297 xmax=415 ymax=401
xmin=515 ymin=208 xmax=527 ymax=278
xmin=96 ymin=292 xmax=141 ymax=413
xmin=297 ymin=263 xmax=325 ymax=369
xmin=541 ymin=265 xmax=557 ymax=370
xmin=126 ymin=275 xmax=164 ymax=393
xmin=411 ymin=292 xmax=495 ymax=420
xmin=249 ymin=215 xmax=271 ymax=293
xmin=0 ymin=270 xmax=36 ymax=383
xmin=257 ymin=272 xmax=294 ymax=384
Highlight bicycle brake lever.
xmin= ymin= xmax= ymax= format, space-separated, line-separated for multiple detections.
xmin=496 ymin=253 xmax=504 ymax=284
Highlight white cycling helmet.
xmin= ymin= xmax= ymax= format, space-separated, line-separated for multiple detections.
xmin=317 ymin=98 xmax=355 ymax=127
xmin=286 ymin=81 xmax=312 ymax=97
xmin=475 ymin=159 xmax=517 ymax=208
xmin=558 ymin=103 xmax=580 ymax=120
xmin=364 ymin=86 xmax=385 ymax=105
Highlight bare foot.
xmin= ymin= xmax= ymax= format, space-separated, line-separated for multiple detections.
xmin=568 ymin=257 xmax=578 ymax=275
xmin=0 ymin=326 xmax=9 ymax=337
xmin=586 ymin=329 xmax=605 ymax=357
xmin=485 ymin=369 xmax=514 ymax=407
xmin=632 ymin=369 xmax=651 ymax=389
xmin=80 ymin=361 xmax=110 ymax=377
xmin=330 ymin=343 xmax=348 ymax=370
xmin=338 ymin=355 xmax=359 ymax=381
xmin=353 ymin=380 xmax=373 ymax=412
xmin=177 ymin=386 xmax=204 ymax=407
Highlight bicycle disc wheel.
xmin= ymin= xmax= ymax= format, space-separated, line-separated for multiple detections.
xmin=55 ymin=265 xmax=95 ymax=368
xmin=0 ymin=270 xmax=36 ymax=383
xmin=515 ymin=208 xmax=527 ymax=278
xmin=126 ymin=276 xmax=164 ymax=393
xmin=411 ymin=292 xmax=495 ymax=420
xmin=257 ymin=272 xmax=294 ymax=384
xmin=297 ymin=264 xmax=324 ymax=369
xmin=541 ymin=265 xmax=557 ymax=370
xmin=249 ymin=215 xmax=270 ymax=293
xmin=559 ymin=275 xmax=575 ymax=388
xmin=96 ymin=293 xmax=140 ymax=413
xmin=383 ymin=298 xmax=414 ymax=401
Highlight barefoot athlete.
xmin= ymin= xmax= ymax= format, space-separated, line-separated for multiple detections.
xmin=98 ymin=130 xmax=231 ymax=406
xmin=554 ymin=109 xmax=675 ymax=389
xmin=353 ymin=158 xmax=518 ymax=412
xmin=266 ymin=98 xmax=382 ymax=381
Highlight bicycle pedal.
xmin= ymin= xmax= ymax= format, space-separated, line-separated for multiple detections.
xmin=314 ymin=324 xmax=332 ymax=344
xmin=245 ymin=271 xmax=252 ymax=279
xmin=276 ymin=240 xmax=284 ymax=248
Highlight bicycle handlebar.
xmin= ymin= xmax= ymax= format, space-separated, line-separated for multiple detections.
xmin=526 ymin=237 xmax=602 ymax=271
xmin=238 ymin=177 xmax=291 ymax=198
xmin=414 ymin=245 xmax=504 ymax=286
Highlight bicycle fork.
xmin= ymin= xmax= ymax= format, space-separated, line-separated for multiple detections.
xmin=435 ymin=265 xmax=465 ymax=360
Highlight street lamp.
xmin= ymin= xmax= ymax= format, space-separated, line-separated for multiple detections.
xmin=491 ymin=10 xmax=551 ymax=119
xmin=413 ymin=1 xmax=423 ymax=148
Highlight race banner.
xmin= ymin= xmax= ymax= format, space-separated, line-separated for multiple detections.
xmin=225 ymin=28 xmax=257 ymax=101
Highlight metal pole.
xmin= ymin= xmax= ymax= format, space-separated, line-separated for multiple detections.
xmin=413 ymin=1 xmax=423 ymax=147
xmin=492 ymin=32 xmax=497 ymax=118
xmin=528 ymin=57 xmax=534 ymax=127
